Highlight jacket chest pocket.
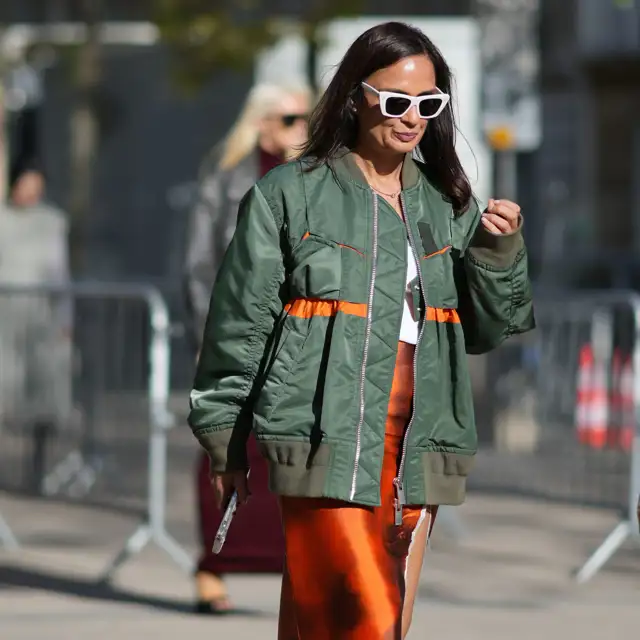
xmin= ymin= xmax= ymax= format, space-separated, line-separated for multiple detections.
xmin=420 ymin=249 xmax=458 ymax=309
xmin=416 ymin=220 xmax=458 ymax=309
xmin=287 ymin=232 xmax=367 ymax=302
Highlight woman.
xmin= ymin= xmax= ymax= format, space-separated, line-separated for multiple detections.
xmin=189 ymin=21 xmax=535 ymax=638
xmin=184 ymin=81 xmax=310 ymax=614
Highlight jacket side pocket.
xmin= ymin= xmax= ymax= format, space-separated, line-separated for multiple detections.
xmin=254 ymin=317 xmax=310 ymax=427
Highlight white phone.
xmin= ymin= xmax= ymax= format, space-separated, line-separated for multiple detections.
xmin=212 ymin=490 xmax=238 ymax=554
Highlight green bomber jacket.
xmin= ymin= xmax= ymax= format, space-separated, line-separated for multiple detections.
xmin=188 ymin=150 xmax=535 ymax=509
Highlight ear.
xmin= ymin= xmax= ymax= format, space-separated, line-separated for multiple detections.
xmin=351 ymin=85 xmax=365 ymax=111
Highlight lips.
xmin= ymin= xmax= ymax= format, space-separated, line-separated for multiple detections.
xmin=393 ymin=131 xmax=418 ymax=143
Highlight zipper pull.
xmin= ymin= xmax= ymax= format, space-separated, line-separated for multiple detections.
xmin=393 ymin=478 xmax=405 ymax=526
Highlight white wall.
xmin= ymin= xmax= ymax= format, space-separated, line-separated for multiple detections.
xmin=257 ymin=16 xmax=492 ymax=204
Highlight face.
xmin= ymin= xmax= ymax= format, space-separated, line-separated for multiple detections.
xmin=11 ymin=171 xmax=45 ymax=208
xmin=357 ymin=55 xmax=438 ymax=157
xmin=259 ymin=92 xmax=310 ymax=159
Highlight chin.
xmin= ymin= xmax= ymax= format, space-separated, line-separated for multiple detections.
xmin=384 ymin=138 xmax=419 ymax=155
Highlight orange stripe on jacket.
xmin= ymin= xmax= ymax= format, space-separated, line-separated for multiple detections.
xmin=301 ymin=232 xmax=364 ymax=256
xmin=286 ymin=300 xmax=458 ymax=323
xmin=285 ymin=298 xmax=367 ymax=319
xmin=426 ymin=307 xmax=460 ymax=324
xmin=422 ymin=245 xmax=452 ymax=260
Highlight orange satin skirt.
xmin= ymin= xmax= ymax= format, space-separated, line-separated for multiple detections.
xmin=278 ymin=342 xmax=437 ymax=640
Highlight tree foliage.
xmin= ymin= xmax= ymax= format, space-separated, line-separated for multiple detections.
xmin=151 ymin=0 xmax=365 ymax=92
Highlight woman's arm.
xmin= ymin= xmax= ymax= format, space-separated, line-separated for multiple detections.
xmin=184 ymin=170 xmax=224 ymax=344
xmin=454 ymin=199 xmax=535 ymax=355
xmin=188 ymin=184 xmax=286 ymax=473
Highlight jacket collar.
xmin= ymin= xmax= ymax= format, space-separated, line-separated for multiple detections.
xmin=330 ymin=148 xmax=422 ymax=192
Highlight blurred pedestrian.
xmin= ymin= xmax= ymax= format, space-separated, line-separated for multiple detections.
xmin=0 ymin=164 xmax=72 ymax=434
xmin=189 ymin=21 xmax=535 ymax=638
xmin=184 ymin=81 xmax=311 ymax=614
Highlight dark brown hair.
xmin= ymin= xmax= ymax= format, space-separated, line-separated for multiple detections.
xmin=300 ymin=21 xmax=473 ymax=214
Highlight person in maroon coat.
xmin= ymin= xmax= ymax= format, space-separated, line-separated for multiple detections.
xmin=184 ymin=82 xmax=310 ymax=613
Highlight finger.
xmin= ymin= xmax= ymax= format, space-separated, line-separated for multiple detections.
xmin=495 ymin=199 xmax=521 ymax=214
xmin=492 ymin=203 xmax=519 ymax=224
xmin=222 ymin=485 xmax=236 ymax=511
xmin=487 ymin=199 xmax=518 ymax=217
xmin=482 ymin=213 xmax=511 ymax=234
xmin=488 ymin=206 xmax=519 ymax=232
xmin=481 ymin=216 xmax=503 ymax=235
xmin=222 ymin=472 xmax=241 ymax=509
xmin=492 ymin=200 xmax=521 ymax=221
xmin=235 ymin=472 xmax=250 ymax=505
xmin=211 ymin=475 xmax=226 ymax=509
xmin=485 ymin=213 xmax=513 ymax=233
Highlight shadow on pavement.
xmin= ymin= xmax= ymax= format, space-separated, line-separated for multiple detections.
xmin=0 ymin=565 xmax=271 ymax=618
xmin=417 ymin=584 xmax=559 ymax=610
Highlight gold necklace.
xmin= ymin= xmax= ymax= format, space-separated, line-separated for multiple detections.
xmin=355 ymin=155 xmax=402 ymax=199
xmin=371 ymin=185 xmax=401 ymax=199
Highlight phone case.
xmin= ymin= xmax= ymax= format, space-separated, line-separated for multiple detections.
xmin=212 ymin=490 xmax=238 ymax=554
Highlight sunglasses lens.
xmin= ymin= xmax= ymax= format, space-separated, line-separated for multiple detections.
xmin=384 ymin=96 xmax=412 ymax=117
xmin=419 ymin=98 xmax=444 ymax=118
xmin=281 ymin=114 xmax=307 ymax=127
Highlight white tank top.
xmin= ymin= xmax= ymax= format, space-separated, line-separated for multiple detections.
xmin=399 ymin=240 xmax=420 ymax=344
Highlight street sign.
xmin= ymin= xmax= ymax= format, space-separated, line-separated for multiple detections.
xmin=476 ymin=0 xmax=542 ymax=151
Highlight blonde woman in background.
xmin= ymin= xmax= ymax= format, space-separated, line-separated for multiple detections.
xmin=184 ymin=81 xmax=310 ymax=614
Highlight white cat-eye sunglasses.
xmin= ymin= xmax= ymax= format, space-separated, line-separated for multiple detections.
xmin=361 ymin=82 xmax=450 ymax=120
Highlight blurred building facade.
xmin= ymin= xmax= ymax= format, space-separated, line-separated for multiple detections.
xmin=535 ymin=0 xmax=640 ymax=288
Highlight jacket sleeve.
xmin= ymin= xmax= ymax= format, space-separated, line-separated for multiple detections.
xmin=184 ymin=169 xmax=224 ymax=345
xmin=453 ymin=200 xmax=535 ymax=355
xmin=188 ymin=184 xmax=286 ymax=472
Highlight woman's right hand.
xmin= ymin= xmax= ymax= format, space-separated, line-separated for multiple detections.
xmin=211 ymin=471 xmax=250 ymax=510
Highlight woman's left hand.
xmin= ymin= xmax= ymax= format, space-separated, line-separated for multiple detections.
xmin=482 ymin=199 xmax=521 ymax=235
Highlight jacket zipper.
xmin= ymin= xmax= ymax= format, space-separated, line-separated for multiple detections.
xmin=393 ymin=192 xmax=427 ymax=525
xmin=350 ymin=192 xmax=379 ymax=501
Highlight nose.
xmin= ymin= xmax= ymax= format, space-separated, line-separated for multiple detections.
xmin=401 ymin=104 xmax=421 ymax=128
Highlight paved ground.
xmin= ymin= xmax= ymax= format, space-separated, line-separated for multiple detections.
xmin=1 ymin=491 xmax=639 ymax=639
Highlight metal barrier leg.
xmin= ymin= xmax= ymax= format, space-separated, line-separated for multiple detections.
xmin=101 ymin=524 xmax=193 ymax=583
xmin=99 ymin=525 xmax=153 ymax=582
xmin=100 ymin=420 xmax=194 ymax=580
xmin=575 ymin=305 xmax=640 ymax=584
xmin=156 ymin=529 xmax=195 ymax=573
xmin=575 ymin=521 xmax=633 ymax=584
xmin=100 ymin=291 xmax=194 ymax=581
xmin=0 ymin=509 xmax=20 ymax=551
